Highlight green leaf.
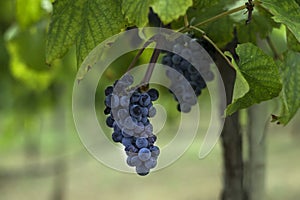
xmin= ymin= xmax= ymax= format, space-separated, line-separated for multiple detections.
xmin=224 ymin=52 xmax=250 ymax=101
xmin=276 ymin=51 xmax=300 ymax=124
xmin=6 ymin=25 xmax=57 ymax=91
xmin=16 ymin=0 xmax=44 ymax=28
xmin=188 ymin=0 xmax=236 ymax=21
xmin=260 ymin=0 xmax=300 ymax=42
xmin=226 ymin=43 xmax=282 ymax=115
xmin=187 ymin=1 xmax=237 ymax=47
xmin=46 ymin=0 xmax=127 ymax=66
xmin=236 ymin=7 xmax=280 ymax=44
xmin=192 ymin=0 xmax=219 ymax=9
xmin=287 ymin=29 xmax=300 ymax=52
xmin=122 ymin=0 xmax=153 ymax=27
xmin=151 ymin=0 xmax=193 ymax=24
xmin=202 ymin=16 xmax=235 ymax=47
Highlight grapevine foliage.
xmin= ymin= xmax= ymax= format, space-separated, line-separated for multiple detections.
xmin=276 ymin=51 xmax=300 ymax=124
xmin=46 ymin=0 xmax=300 ymax=126
xmin=122 ymin=0 xmax=153 ymax=27
xmin=260 ymin=0 xmax=300 ymax=42
xmin=226 ymin=43 xmax=282 ymax=116
xmin=46 ymin=0 xmax=127 ymax=66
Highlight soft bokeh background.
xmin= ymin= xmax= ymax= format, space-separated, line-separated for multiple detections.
xmin=0 ymin=1 xmax=299 ymax=200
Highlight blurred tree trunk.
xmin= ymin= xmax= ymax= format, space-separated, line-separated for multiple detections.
xmin=216 ymin=33 xmax=246 ymax=200
xmin=23 ymin=115 xmax=41 ymax=159
xmin=221 ymin=113 xmax=244 ymax=200
xmin=217 ymin=59 xmax=245 ymax=200
xmin=245 ymin=103 xmax=269 ymax=200
xmin=50 ymin=84 xmax=68 ymax=200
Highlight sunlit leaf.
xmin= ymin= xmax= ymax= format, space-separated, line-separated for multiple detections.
xmin=46 ymin=0 xmax=127 ymax=66
xmin=276 ymin=51 xmax=300 ymax=124
xmin=226 ymin=43 xmax=282 ymax=115
xmin=260 ymin=0 xmax=300 ymax=42
xmin=6 ymin=25 xmax=57 ymax=91
xmin=287 ymin=29 xmax=300 ymax=52
xmin=122 ymin=0 xmax=153 ymax=27
xmin=16 ymin=0 xmax=44 ymax=28
xmin=151 ymin=0 xmax=193 ymax=24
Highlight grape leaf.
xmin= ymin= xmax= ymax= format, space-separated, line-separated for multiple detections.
xmin=260 ymin=0 xmax=300 ymax=42
xmin=224 ymin=52 xmax=250 ymax=101
xmin=16 ymin=0 xmax=44 ymax=28
xmin=46 ymin=0 xmax=127 ymax=66
xmin=191 ymin=0 xmax=219 ymax=9
xmin=188 ymin=1 xmax=235 ymax=24
xmin=122 ymin=0 xmax=153 ymax=27
xmin=151 ymin=0 xmax=193 ymax=24
xmin=6 ymin=25 xmax=56 ymax=91
xmin=287 ymin=29 xmax=300 ymax=52
xmin=276 ymin=51 xmax=300 ymax=125
xmin=202 ymin=16 xmax=235 ymax=48
xmin=226 ymin=43 xmax=282 ymax=115
xmin=187 ymin=1 xmax=236 ymax=47
xmin=236 ymin=7 xmax=280 ymax=44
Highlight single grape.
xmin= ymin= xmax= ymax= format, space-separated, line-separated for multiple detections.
xmin=181 ymin=48 xmax=192 ymax=60
xmin=130 ymin=92 xmax=140 ymax=103
xmin=124 ymin=116 xmax=135 ymax=130
xmin=136 ymin=165 xmax=150 ymax=176
xmin=104 ymin=107 xmax=111 ymax=115
xmin=130 ymin=105 xmax=142 ymax=118
xmin=126 ymin=156 xmax=135 ymax=167
xmin=120 ymin=96 xmax=130 ymax=107
xmin=131 ymin=156 xmax=142 ymax=167
xmin=149 ymin=145 xmax=160 ymax=157
xmin=144 ymin=157 xmax=157 ymax=169
xmin=138 ymin=148 xmax=151 ymax=161
xmin=122 ymin=137 xmax=133 ymax=147
xmin=117 ymin=109 xmax=128 ymax=120
xmin=105 ymin=86 xmax=114 ymax=96
xmin=110 ymin=95 xmax=120 ymax=108
xmin=135 ymin=137 xmax=149 ymax=148
xmin=106 ymin=116 xmax=114 ymax=128
xmin=141 ymin=107 xmax=149 ymax=117
xmin=147 ymin=88 xmax=159 ymax=101
xmin=104 ymin=94 xmax=112 ymax=108
xmin=112 ymin=132 xmax=123 ymax=143
xmin=148 ymin=106 xmax=156 ymax=118
xmin=125 ymin=145 xmax=138 ymax=156
xmin=148 ymin=135 xmax=157 ymax=145
xmin=139 ymin=93 xmax=151 ymax=107
xmin=172 ymin=54 xmax=182 ymax=64
xmin=162 ymin=55 xmax=172 ymax=66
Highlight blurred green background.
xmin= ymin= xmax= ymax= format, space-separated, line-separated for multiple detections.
xmin=0 ymin=1 xmax=300 ymax=200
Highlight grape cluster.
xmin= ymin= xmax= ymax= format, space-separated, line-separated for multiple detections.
xmin=162 ymin=34 xmax=214 ymax=113
xmin=104 ymin=74 xmax=160 ymax=176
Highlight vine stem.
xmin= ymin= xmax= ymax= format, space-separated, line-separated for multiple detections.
xmin=184 ymin=15 xmax=189 ymax=28
xmin=193 ymin=1 xmax=261 ymax=28
xmin=194 ymin=5 xmax=247 ymax=27
xmin=127 ymin=36 xmax=155 ymax=72
xmin=190 ymin=26 xmax=235 ymax=69
xmin=140 ymin=43 xmax=161 ymax=86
